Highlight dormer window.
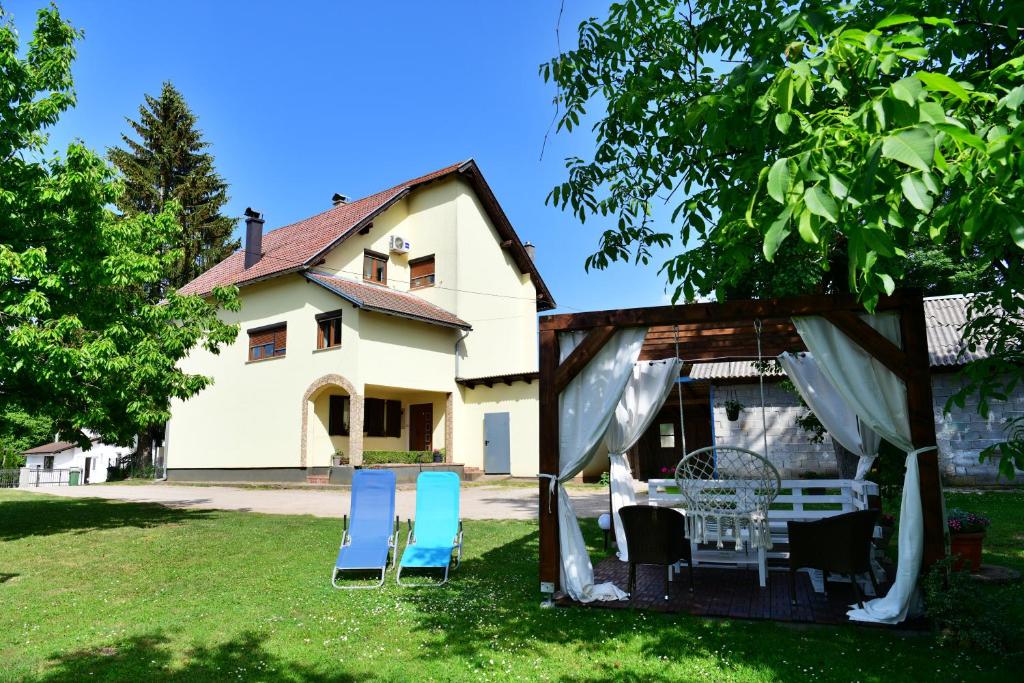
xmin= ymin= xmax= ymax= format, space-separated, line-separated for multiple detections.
xmin=363 ymin=250 xmax=387 ymax=285
xmin=410 ymin=255 xmax=435 ymax=289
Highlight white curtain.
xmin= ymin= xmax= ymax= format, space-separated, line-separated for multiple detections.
xmin=605 ymin=359 xmax=684 ymax=561
xmin=792 ymin=313 xmax=925 ymax=624
xmin=553 ymin=327 xmax=647 ymax=602
xmin=778 ymin=351 xmax=882 ymax=479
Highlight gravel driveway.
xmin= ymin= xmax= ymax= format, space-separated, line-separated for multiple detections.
xmin=18 ymin=482 xmax=644 ymax=520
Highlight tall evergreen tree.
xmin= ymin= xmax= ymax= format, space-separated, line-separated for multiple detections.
xmin=109 ymin=82 xmax=238 ymax=295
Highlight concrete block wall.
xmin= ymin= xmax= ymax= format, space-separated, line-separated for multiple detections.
xmin=712 ymin=384 xmax=836 ymax=478
xmin=712 ymin=374 xmax=1023 ymax=485
xmin=931 ymin=373 xmax=1023 ymax=485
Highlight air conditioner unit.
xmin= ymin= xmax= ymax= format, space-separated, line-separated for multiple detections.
xmin=389 ymin=235 xmax=410 ymax=253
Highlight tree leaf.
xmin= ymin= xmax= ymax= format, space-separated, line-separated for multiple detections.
xmin=763 ymin=206 xmax=793 ymax=261
xmin=828 ymin=173 xmax=849 ymax=199
xmin=935 ymin=122 xmax=985 ymax=151
xmin=798 ymin=207 xmax=819 ymax=244
xmin=901 ymin=173 xmax=933 ymax=212
xmin=915 ymin=71 xmax=970 ymax=102
xmin=998 ymin=85 xmax=1024 ymax=110
xmin=882 ymin=127 xmax=935 ymax=171
xmin=804 ymin=184 xmax=838 ymax=222
xmin=774 ymin=112 xmax=792 ymax=134
xmin=767 ymin=158 xmax=790 ymax=204
xmin=875 ymin=14 xmax=917 ymax=29
xmin=891 ymin=76 xmax=922 ymax=106
xmin=1009 ymin=213 xmax=1024 ymax=250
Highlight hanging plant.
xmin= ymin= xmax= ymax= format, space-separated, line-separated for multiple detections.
xmin=724 ymin=399 xmax=744 ymax=421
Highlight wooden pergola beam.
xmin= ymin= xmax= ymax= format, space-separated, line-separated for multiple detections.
xmin=554 ymin=326 xmax=617 ymax=395
xmin=819 ymin=310 xmax=911 ymax=382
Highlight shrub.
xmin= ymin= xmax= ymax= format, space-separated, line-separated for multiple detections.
xmin=922 ymin=557 xmax=1014 ymax=653
xmin=362 ymin=450 xmax=441 ymax=465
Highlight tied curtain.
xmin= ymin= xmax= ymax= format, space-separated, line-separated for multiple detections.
xmin=792 ymin=313 xmax=928 ymax=625
xmin=605 ymin=359 xmax=684 ymax=561
xmin=777 ymin=352 xmax=881 ymax=479
xmin=552 ymin=327 xmax=647 ymax=602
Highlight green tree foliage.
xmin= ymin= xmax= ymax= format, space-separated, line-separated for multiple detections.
xmin=0 ymin=5 xmax=240 ymax=449
xmin=109 ymin=81 xmax=239 ymax=297
xmin=0 ymin=408 xmax=52 ymax=468
xmin=545 ymin=1 xmax=1024 ymax=477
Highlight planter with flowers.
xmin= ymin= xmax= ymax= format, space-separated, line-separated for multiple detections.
xmin=723 ymin=399 xmax=744 ymax=421
xmin=947 ymin=508 xmax=990 ymax=572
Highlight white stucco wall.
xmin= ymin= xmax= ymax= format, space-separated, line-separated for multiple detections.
xmin=455 ymin=381 xmax=539 ymax=477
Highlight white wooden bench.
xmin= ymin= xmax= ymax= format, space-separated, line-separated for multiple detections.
xmin=647 ymin=478 xmax=883 ymax=591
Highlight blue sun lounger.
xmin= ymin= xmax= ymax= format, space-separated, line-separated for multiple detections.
xmin=332 ymin=469 xmax=397 ymax=589
xmin=397 ymin=471 xmax=462 ymax=586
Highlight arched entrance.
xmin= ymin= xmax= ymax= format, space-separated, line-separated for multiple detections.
xmin=301 ymin=374 xmax=363 ymax=467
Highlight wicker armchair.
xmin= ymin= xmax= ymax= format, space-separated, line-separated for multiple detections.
xmin=618 ymin=505 xmax=693 ymax=600
xmin=787 ymin=509 xmax=880 ymax=607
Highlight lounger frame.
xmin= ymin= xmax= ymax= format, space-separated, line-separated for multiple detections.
xmin=395 ymin=521 xmax=463 ymax=587
xmin=331 ymin=516 xmax=398 ymax=590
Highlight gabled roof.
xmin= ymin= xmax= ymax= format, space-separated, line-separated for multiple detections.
xmin=688 ymin=294 xmax=982 ymax=380
xmin=305 ymin=272 xmax=471 ymax=330
xmin=23 ymin=437 xmax=97 ymax=455
xmin=177 ymin=160 xmax=555 ymax=310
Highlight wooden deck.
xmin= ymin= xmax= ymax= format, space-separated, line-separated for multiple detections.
xmin=560 ymin=556 xmax=896 ymax=626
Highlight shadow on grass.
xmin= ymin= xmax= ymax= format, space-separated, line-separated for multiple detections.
xmin=395 ymin=520 xmax=807 ymax=682
xmin=0 ymin=494 xmax=214 ymax=542
xmin=37 ymin=631 xmax=351 ymax=683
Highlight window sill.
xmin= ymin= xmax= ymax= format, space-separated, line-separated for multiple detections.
xmin=246 ymin=355 xmax=286 ymax=365
xmin=313 ymin=345 xmax=343 ymax=354
xmin=410 ymin=284 xmax=435 ymax=291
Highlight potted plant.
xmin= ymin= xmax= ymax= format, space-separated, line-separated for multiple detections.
xmin=947 ymin=508 xmax=990 ymax=572
xmin=432 ymin=449 xmax=443 ymax=463
xmin=723 ymin=398 xmax=744 ymax=421
xmin=874 ymin=513 xmax=896 ymax=551
xmin=331 ymin=450 xmax=348 ymax=467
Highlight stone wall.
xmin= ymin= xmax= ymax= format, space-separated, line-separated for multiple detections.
xmin=712 ymin=374 xmax=1023 ymax=485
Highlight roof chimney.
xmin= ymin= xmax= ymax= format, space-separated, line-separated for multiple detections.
xmin=243 ymin=208 xmax=265 ymax=269
xmin=524 ymin=241 xmax=536 ymax=261
xmin=332 ymin=193 xmax=349 ymax=207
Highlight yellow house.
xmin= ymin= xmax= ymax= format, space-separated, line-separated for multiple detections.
xmin=166 ymin=160 xmax=554 ymax=482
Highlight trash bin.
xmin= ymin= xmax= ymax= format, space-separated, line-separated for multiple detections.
xmin=68 ymin=469 xmax=80 ymax=486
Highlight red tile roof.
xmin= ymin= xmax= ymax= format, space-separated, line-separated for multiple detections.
xmin=305 ymin=273 xmax=471 ymax=330
xmin=176 ymin=161 xmax=555 ymax=310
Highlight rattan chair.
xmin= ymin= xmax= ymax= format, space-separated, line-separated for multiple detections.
xmin=618 ymin=505 xmax=693 ymax=600
xmin=787 ymin=509 xmax=880 ymax=607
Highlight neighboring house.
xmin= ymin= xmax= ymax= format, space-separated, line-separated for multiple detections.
xmin=21 ymin=434 xmax=131 ymax=484
xmin=165 ymin=160 xmax=553 ymax=482
xmin=585 ymin=294 xmax=1021 ymax=486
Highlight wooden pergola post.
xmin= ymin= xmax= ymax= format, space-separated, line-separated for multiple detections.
xmin=537 ymin=290 xmax=946 ymax=597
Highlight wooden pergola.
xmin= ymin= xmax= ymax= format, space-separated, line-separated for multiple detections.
xmin=537 ymin=289 xmax=944 ymax=596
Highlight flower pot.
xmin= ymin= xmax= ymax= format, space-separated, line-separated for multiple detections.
xmin=873 ymin=525 xmax=895 ymax=551
xmin=726 ymin=406 xmax=741 ymax=421
xmin=432 ymin=452 xmax=443 ymax=463
xmin=950 ymin=531 xmax=985 ymax=572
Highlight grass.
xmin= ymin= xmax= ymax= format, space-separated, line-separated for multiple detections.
xmin=0 ymin=490 xmax=1021 ymax=682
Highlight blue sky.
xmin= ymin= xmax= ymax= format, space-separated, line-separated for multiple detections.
xmin=8 ymin=0 xmax=682 ymax=313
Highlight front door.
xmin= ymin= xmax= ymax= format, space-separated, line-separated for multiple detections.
xmin=409 ymin=404 xmax=433 ymax=451
xmin=632 ymin=381 xmax=714 ymax=480
xmin=483 ymin=412 xmax=511 ymax=474
xmin=83 ymin=457 xmax=91 ymax=484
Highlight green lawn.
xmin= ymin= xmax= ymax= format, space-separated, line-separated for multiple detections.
xmin=0 ymin=489 xmax=1021 ymax=682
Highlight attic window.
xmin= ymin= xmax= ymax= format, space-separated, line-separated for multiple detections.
xmin=363 ymin=250 xmax=387 ymax=285
xmin=410 ymin=255 xmax=435 ymax=290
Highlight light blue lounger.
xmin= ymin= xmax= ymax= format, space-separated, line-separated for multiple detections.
xmin=332 ymin=469 xmax=397 ymax=589
xmin=397 ymin=471 xmax=462 ymax=586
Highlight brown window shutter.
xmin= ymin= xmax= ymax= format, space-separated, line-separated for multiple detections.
xmin=409 ymin=255 xmax=435 ymax=289
xmin=385 ymin=400 xmax=402 ymax=438
xmin=365 ymin=398 xmax=386 ymax=437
